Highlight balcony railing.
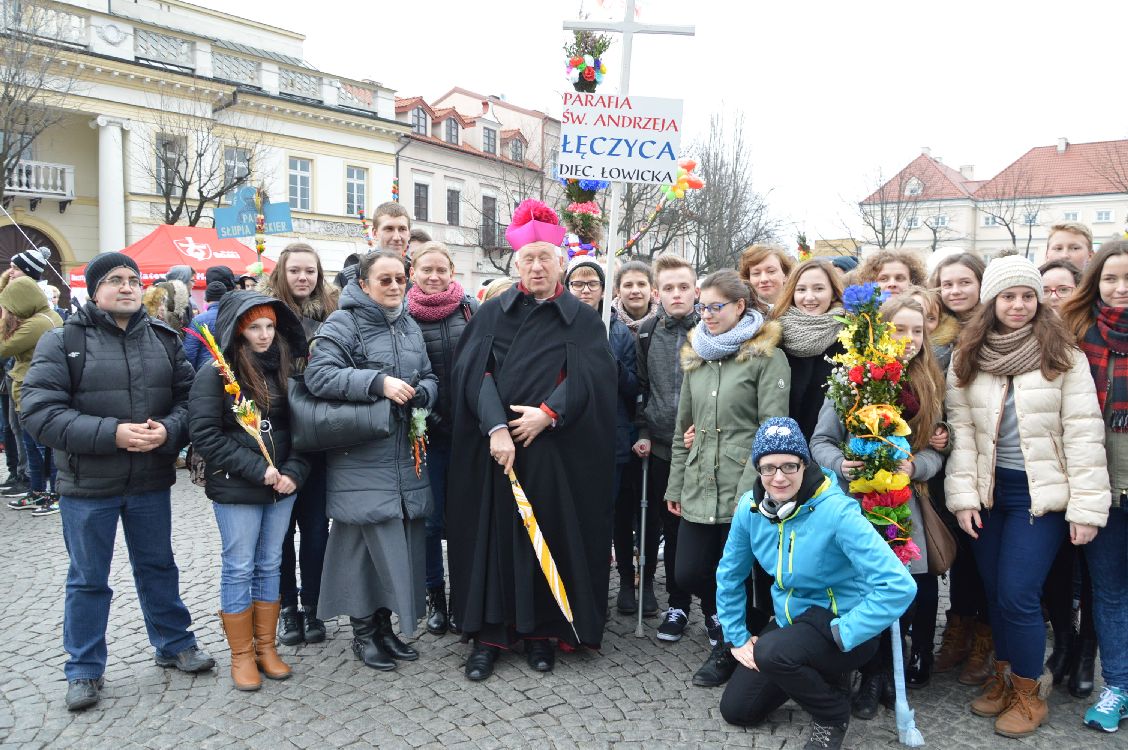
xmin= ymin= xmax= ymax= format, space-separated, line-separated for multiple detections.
xmin=4 ymin=159 xmax=75 ymax=201
xmin=480 ymin=222 xmax=510 ymax=251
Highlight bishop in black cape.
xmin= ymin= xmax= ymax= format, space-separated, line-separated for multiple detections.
xmin=447 ymin=281 xmax=617 ymax=647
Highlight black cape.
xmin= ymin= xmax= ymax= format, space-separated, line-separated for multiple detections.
xmin=447 ymin=285 xmax=616 ymax=646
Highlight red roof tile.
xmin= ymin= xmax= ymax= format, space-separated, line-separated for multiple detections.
xmin=861 ymin=154 xmax=976 ymax=204
xmin=974 ymin=139 xmax=1128 ymax=199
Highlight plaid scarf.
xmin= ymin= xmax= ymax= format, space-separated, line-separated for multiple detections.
xmin=1082 ymin=303 xmax=1128 ymax=431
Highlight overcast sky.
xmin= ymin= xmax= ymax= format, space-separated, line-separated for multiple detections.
xmin=192 ymin=0 xmax=1128 ymax=247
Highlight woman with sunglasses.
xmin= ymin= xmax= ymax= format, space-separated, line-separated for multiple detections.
xmin=305 ymin=251 xmax=438 ymax=675
xmin=665 ymin=269 xmax=791 ymax=689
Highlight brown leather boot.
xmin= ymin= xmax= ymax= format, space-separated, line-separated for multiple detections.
xmin=219 ymin=608 xmax=261 ymax=691
xmin=970 ymin=660 xmax=1011 ymax=717
xmin=994 ymin=670 xmax=1050 ymax=738
xmin=252 ymin=601 xmax=292 ymax=680
xmin=958 ymin=623 xmax=994 ymax=685
xmin=934 ymin=613 xmax=973 ymax=673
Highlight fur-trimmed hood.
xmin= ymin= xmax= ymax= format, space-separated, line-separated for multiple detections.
xmin=142 ymin=279 xmax=190 ymax=333
xmin=680 ymin=320 xmax=783 ymax=372
xmin=931 ymin=312 xmax=961 ymax=348
xmin=256 ymin=276 xmax=338 ymax=324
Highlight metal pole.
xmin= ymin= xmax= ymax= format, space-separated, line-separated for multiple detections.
xmin=634 ymin=454 xmax=649 ymax=638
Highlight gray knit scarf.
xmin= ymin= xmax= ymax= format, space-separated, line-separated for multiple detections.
xmin=778 ymin=306 xmax=845 ymax=358
xmin=691 ymin=310 xmax=765 ymax=361
xmin=977 ymin=324 xmax=1042 ymax=377
xmin=611 ymin=297 xmax=659 ymax=333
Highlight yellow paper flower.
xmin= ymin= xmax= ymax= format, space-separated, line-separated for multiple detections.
xmin=852 ymin=404 xmax=911 ymax=437
xmin=224 ymin=383 xmax=240 ymax=397
xmin=849 ymin=469 xmax=911 ymax=495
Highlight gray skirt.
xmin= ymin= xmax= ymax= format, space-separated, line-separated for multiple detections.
xmin=317 ymin=517 xmax=426 ymax=636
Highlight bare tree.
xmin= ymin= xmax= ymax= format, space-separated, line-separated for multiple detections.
xmin=976 ymin=166 xmax=1047 ymax=258
xmin=132 ymin=91 xmax=268 ymax=226
xmin=1087 ymin=141 xmax=1128 ymax=195
xmin=856 ymin=170 xmax=924 ymax=250
xmin=614 ymin=182 xmax=694 ymax=260
xmin=679 ymin=110 xmax=778 ymax=274
xmin=0 ymin=0 xmax=81 ymax=204
xmin=919 ymin=200 xmax=964 ymax=253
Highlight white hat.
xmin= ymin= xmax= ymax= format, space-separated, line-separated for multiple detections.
xmin=980 ymin=255 xmax=1043 ymax=304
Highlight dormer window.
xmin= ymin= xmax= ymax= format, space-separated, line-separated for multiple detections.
xmin=445 ymin=119 xmax=459 ymax=145
xmin=412 ymin=107 xmax=427 ymax=135
xmin=510 ymin=140 xmax=524 ymax=162
xmin=483 ymin=127 xmax=497 ymax=155
xmin=904 ymin=177 xmax=923 ymax=197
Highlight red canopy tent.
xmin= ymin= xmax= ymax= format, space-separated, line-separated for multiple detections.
xmin=69 ymin=225 xmax=275 ymax=290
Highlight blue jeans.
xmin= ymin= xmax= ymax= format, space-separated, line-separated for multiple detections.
xmin=212 ymin=497 xmax=296 ymax=614
xmin=972 ymin=466 xmax=1067 ymax=679
xmin=1086 ymin=498 xmax=1128 ymax=689
xmin=21 ymin=428 xmax=53 ymax=493
xmin=280 ymin=456 xmax=329 ymax=611
xmin=59 ymin=490 xmax=197 ymax=681
xmin=424 ymin=437 xmax=451 ymax=590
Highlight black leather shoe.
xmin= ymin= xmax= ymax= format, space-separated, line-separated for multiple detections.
xmin=65 ymin=677 xmax=104 ymax=711
xmin=907 ymin=650 xmax=932 ymax=689
xmin=465 ymin=643 xmax=499 ymax=681
xmin=1046 ymin=627 xmax=1077 ymax=685
xmin=616 ymin=581 xmax=638 ymax=614
xmin=851 ymin=673 xmax=882 ymax=720
xmin=692 ymin=643 xmax=738 ymax=687
xmin=525 ymin=639 xmax=555 ymax=672
xmin=374 ymin=608 xmax=418 ymax=661
xmin=349 ymin=616 xmax=395 ymax=671
xmin=302 ymin=608 xmax=326 ymax=644
xmin=154 ymin=646 xmax=215 ymax=673
xmin=278 ymin=605 xmax=304 ymax=646
xmin=448 ymin=614 xmax=462 ymax=636
xmin=426 ymin=587 xmax=449 ymax=636
xmin=1069 ymin=638 xmax=1097 ymax=698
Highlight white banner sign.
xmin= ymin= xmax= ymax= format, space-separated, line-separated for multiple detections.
xmin=558 ymin=93 xmax=683 ymax=184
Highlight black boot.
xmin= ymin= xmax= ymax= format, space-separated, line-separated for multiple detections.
xmin=616 ymin=574 xmax=637 ymax=614
xmin=1069 ymin=638 xmax=1097 ymax=698
xmin=692 ymin=643 xmax=738 ymax=687
xmin=907 ymin=649 xmax=932 ymax=690
xmin=1046 ymin=625 xmax=1076 ymax=684
xmin=851 ymin=673 xmax=882 ymax=720
xmin=374 ymin=608 xmax=418 ymax=661
xmin=465 ymin=642 xmax=498 ymax=681
xmin=804 ymin=719 xmax=849 ymax=750
xmin=278 ymin=605 xmax=304 ymax=646
xmin=302 ymin=608 xmax=326 ymax=644
xmin=525 ymin=639 xmax=555 ymax=673
xmin=641 ymin=578 xmax=658 ymax=616
xmin=879 ymin=670 xmax=895 ymax=710
xmin=349 ymin=615 xmax=395 ymax=671
xmin=426 ymin=588 xmax=449 ymax=636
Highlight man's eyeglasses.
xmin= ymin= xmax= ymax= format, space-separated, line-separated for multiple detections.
xmin=569 ymin=280 xmax=602 ymax=292
xmin=374 ymin=275 xmax=407 ymax=288
xmin=756 ymin=462 xmax=802 ymax=477
xmin=694 ymin=301 xmax=735 ymax=315
xmin=101 ymin=275 xmax=141 ymax=289
xmin=1043 ymin=285 xmax=1075 ymax=298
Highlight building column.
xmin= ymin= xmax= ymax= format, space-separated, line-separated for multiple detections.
xmin=89 ymin=115 xmax=131 ymax=252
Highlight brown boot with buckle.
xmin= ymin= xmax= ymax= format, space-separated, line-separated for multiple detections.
xmin=994 ymin=669 xmax=1050 ymax=738
xmin=219 ymin=608 xmax=261 ymax=691
xmin=934 ymin=613 xmax=973 ymax=673
xmin=252 ymin=601 xmax=292 ymax=680
xmin=959 ymin=623 xmax=994 ymax=685
xmin=970 ymin=660 xmax=1011 ymax=717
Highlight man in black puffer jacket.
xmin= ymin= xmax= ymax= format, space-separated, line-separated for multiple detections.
xmin=21 ymin=252 xmax=214 ymax=713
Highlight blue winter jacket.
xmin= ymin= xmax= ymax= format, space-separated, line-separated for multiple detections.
xmin=183 ymin=304 xmax=218 ymax=371
xmin=610 ymin=316 xmax=639 ymax=464
xmin=716 ymin=466 xmax=917 ymax=653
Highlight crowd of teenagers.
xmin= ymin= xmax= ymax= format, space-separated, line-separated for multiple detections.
xmin=7 ymin=200 xmax=1128 ymax=748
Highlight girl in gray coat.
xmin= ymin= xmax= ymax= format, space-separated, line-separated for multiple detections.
xmin=305 ymin=251 xmax=438 ymax=672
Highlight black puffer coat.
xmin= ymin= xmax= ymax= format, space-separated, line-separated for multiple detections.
xmin=188 ymin=291 xmax=311 ymax=504
xmin=411 ymin=294 xmax=476 ymax=439
xmin=21 ymin=302 xmax=194 ymax=498
xmin=304 ymin=282 xmax=438 ymax=525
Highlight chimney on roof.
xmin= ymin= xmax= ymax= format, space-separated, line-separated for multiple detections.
xmin=921 ymin=146 xmax=931 ymax=157
xmin=1057 ymin=137 xmax=1068 ymax=153
xmin=960 ymin=165 xmax=975 ymax=180
xmin=481 ymin=101 xmax=490 ymax=116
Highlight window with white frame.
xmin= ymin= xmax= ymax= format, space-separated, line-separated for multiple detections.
xmin=412 ymin=107 xmax=427 ymax=135
xmin=932 ymin=215 xmax=949 ymax=228
xmin=414 ymin=182 xmax=429 ymax=222
xmin=904 ymin=216 xmax=921 ymax=229
xmin=904 ymin=177 xmax=923 ymax=197
xmin=881 ymin=215 xmax=894 ymax=229
xmin=155 ymin=135 xmax=184 ymax=196
xmin=288 ymin=157 xmax=311 ymax=211
xmin=223 ymin=146 xmax=250 ymax=203
xmin=983 ymin=214 xmax=998 ymax=227
xmin=345 ymin=165 xmax=367 ymax=216
xmin=1022 ymin=211 xmax=1039 ymax=225
xmin=1096 ymin=210 xmax=1114 ymax=223
xmin=1063 ymin=211 xmax=1079 ymax=222
xmin=445 ymin=119 xmax=458 ymax=145
xmin=482 ymin=127 xmax=497 ymax=155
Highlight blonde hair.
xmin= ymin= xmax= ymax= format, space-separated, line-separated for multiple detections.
xmin=482 ymin=277 xmax=514 ymax=301
xmin=653 ymin=253 xmax=694 ymax=279
xmin=858 ymin=249 xmax=927 ymax=287
xmin=737 ymin=244 xmax=794 ymax=281
xmin=1047 ymin=221 xmax=1093 ymax=251
xmin=412 ymin=241 xmax=455 ymax=271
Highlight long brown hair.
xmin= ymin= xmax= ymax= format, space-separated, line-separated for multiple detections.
xmin=878 ymin=295 xmax=944 ymax=452
xmin=230 ymin=324 xmax=292 ymax=410
xmin=1060 ymin=240 xmax=1128 ymax=342
xmin=267 ymin=243 xmax=338 ymax=317
xmin=770 ymin=259 xmax=844 ymax=319
xmin=0 ymin=310 xmax=24 ymax=340
xmin=952 ymin=296 xmax=1076 ymax=387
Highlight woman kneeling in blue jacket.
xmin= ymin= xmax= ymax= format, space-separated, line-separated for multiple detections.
xmin=716 ymin=417 xmax=916 ymax=749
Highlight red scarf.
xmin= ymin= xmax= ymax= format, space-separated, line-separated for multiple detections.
xmin=1081 ymin=302 xmax=1128 ymax=430
xmin=407 ymin=280 xmax=466 ymax=322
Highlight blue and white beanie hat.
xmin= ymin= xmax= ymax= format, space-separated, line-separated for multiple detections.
xmin=751 ymin=417 xmax=811 ymax=467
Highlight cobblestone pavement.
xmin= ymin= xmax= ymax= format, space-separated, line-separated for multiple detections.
xmin=0 ymin=476 xmax=1121 ymax=749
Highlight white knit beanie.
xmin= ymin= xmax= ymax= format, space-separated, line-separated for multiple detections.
xmin=980 ymin=255 xmax=1044 ymax=303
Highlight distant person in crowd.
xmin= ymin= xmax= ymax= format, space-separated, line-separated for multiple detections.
xmin=947 ymin=255 xmax=1108 ymax=739
xmin=407 ymin=228 xmax=432 ymax=262
xmin=480 ymin=277 xmax=514 ymax=302
xmin=260 ymin=243 xmax=338 ymax=646
xmin=0 ymin=252 xmax=44 ymax=496
xmin=335 ymin=253 xmax=361 ymax=289
xmin=22 ymin=252 xmax=214 ymax=713
xmin=164 ymin=265 xmax=196 ymax=325
xmin=1044 ymin=221 xmax=1094 ymax=270
xmin=236 ymin=274 xmax=259 ymax=291
xmin=1059 ymin=240 xmax=1128 ymax=732
xmin=189 ymin=291 xmax=310 ymax=692
xmin=406 ymin=241 xmax=477 ymax=636
xmin=448 ymin=201 xmax=616 ymax=682
xmin=829 ymin=255 xmax=860 ymax=278
xmin=0 ymin=355 xmax=24 ymax=498
xmin=305 ymin=251 xmax=437 ymax=674
xmin=666 ymin=269 xmax=789 ymax=689
xmin=183 ymin=266 xmax=236 ymax=370
xmin=634 ymin=254 xmax=699 ymax=643
xmin=737 ymin=245 xmax=793 ymax=307
xmin=143 ymin=279 xmax=192 ymax=337
xmin=717 ymin=417 xmax=917 ymax=750
xmin=1039 ymin=259 xmax=1081 ymax=315
xmin=857 ymin=249 xmax=926 ymax=296
xmin=374 ymin=201 xmax=412 ymax=257
xmin=7 ymin=247 xmax=49 ymax=283
xmin=45 ymin=285 xmax=68 ymax=321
